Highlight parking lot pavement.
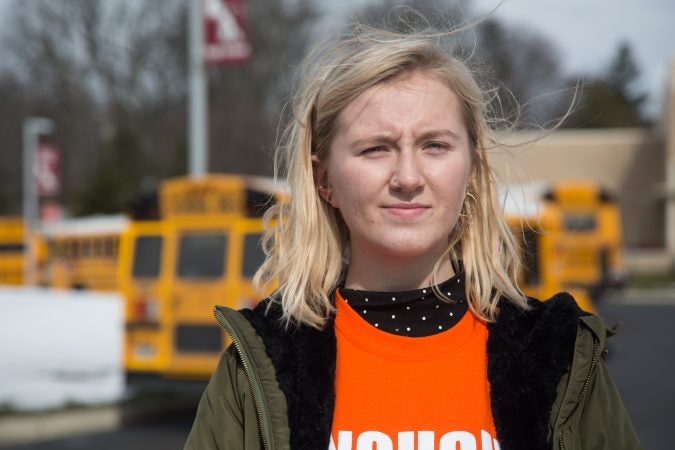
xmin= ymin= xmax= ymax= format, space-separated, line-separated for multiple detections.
xmin=599 ymin=296 xmax=675 ymax=450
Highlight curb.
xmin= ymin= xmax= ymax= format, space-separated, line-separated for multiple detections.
xmin=0 ymin=406 xmax=121 ymax=447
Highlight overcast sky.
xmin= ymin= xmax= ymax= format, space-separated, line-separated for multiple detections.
xmin=473 ymin=0 xmax=675 ymax=117
xmin=322 ymin=0 xmax=675 ymax=118
xmin=0 ymin=0 xmax=672 ymax=117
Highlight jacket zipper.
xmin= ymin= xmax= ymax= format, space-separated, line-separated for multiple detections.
xmin=576 ymin=337 xmax=599 ymax=402
xmin=214 ymin=308 xmax=272 ymax=450
xmin=558 ymin=336 xmax=600 ymax=450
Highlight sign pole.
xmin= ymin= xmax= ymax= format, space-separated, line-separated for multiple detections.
xmin=22 ymin=117 xmax=54 ymax=286
xmin=189 ymin=0 xmax=208 ymax=178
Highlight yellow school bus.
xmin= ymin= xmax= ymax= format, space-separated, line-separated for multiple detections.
xmin=118 ymin=220 xmax=174 ymax=377
xmin=41 ymin=215 xmax=128 ymax=291
xmin=0 ymin=217 xmax=26 ymax=285
xmin=505 ymin=181 xmax=626 ymax=312
xmin=121 ymin=174 xmax=281 ymax=381
xmin=0 ymin=217 xmax=50 ymax=286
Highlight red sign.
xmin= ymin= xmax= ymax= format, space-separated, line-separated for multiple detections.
xmin=36 ymin=143 xmax=61 ymax=197
xmin=204 ymin=0 xmax=251 ymax=65
xmin=40 ymin=200 xmax=64 ymax=223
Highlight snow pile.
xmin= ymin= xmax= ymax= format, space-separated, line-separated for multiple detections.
xmin=0 ymin=287 xmax=124 ymax=411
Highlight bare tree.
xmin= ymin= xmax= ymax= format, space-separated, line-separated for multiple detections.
xmin=0 ymin=0 xmax=317 ymax=215
xmin=0 ymin=73 xmax=31 ymax=214
xmin=345 ymin=0 xmax=567 ymax=129
xmin=5 ymin=0 xmax=185 ymax=113
xmin=208 ymin=0 xmax=318 ymax=175
xmin=474 ymin=17 xmax=564 ymax=128
xmin=1 ymin=0 xmax=186 ymax=214
xmin=561 ymin=42 xmax=647 ymax=128
xmin=350 ymin=0 xmax=470 ymax=31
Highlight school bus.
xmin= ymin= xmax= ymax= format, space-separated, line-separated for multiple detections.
xmin=41 ymin=215 xmax=128 ymax=291
xmin=0 ymin=217 xmax=26 ymax=285
xmin=121 ymin=174 xmax=282 ymax=382
xmin=505 ymin=181 xmax=626 ymax=312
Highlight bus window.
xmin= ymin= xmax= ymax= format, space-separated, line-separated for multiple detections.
xmin=242 ymin=233 xmax=265 ymax=278
xmin=103 ymin=238 xmax=113 ymax=257
xmin=175 ymin=325 xmax=222 ymax=352
xmin=94 ymin=239 xmax=103 ymax=256
xmin=68 ymin=240 xmax=79 ymax=259
xmin=177 ymin=233 xmax=227 ymax=279
xmin=0 ymin=243 xmax=23 ymax=252
xmin=564 ymin=214 xmax=597 ymax=232
xmin=82 ymin=240 xmax=91 ymax=258
xmin=132 ymin=235 xmax=163 ymax=279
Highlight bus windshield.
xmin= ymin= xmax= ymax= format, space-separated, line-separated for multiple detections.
xmin=564 ymin=214 xmax=597 ymax=232
xmin=177 ymin=233 xmax=227 ymax=279
xmin=242 ymin=233 xmax=265 ymax=278
xmin=132 ymin=235 xmax=163 ymax=278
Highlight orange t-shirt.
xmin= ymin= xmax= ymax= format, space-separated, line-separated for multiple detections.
xmin=330 ymin=290 xmax=500 ymax=450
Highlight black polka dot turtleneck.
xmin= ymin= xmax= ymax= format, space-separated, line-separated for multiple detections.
xmin=339 ymin=274 xmax=468 ymax=337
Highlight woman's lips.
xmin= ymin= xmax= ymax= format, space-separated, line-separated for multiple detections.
xmin=382 ymin=203 xmax=430 ymax=218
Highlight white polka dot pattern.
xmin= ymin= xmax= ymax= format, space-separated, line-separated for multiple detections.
xmin=340 ymin=275 xmax=467 ymax=337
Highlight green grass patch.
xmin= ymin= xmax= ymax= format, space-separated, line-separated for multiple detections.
xmin=626 ymin=273 xmax=675 ymax=288
xmin=0 ymin=402 xmax=16 ymax=416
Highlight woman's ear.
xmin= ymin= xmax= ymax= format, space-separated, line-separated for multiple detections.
xmin=311 ymin=154 xmax=333 ymax=204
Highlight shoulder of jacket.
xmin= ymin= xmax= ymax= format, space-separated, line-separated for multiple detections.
xmin=214 ymin=297 xmax=284 ymax=334
xmin=492 ymin=291 xmax=585 ymax=340
xmin=487 ymin=292 xmax=585 ymax=450
xmin=223 ymin=297 xmax=337 ymax=450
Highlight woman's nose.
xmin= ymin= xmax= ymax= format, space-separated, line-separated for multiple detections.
xmin=390 ymin=151 xmax=424 ymax=195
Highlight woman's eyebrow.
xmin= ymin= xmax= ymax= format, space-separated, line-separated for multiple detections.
xmin=348 ymin=129 xmax=460 ymax=147
xmin=415 ymin=129 xmax=461 ymax=141
xmin=347 ymin=134 xmax=398 ymax=148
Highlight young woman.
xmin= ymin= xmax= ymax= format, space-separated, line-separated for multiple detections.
xmin=184 ymin=25 xmax=642 ymax=450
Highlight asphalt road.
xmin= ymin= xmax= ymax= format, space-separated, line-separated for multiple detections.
xmin=1 ymin=410 xmax=195 ymax=450
xmin=2 ymin=291 xmax=672 ymax=450
xmin=599 ymin=296 xmax=675 ymax=450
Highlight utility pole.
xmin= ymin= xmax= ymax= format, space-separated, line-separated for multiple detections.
xmin=189 ymin=0 xmax=208 ymax=177
xmin=23 ymin=117 xmax=54 ymax=286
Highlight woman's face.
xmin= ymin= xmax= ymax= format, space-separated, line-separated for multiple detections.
xmin=316 ymin=71 xmax=473 ymax=262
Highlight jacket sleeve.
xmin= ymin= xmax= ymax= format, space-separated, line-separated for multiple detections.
xmin=184 ymin=345 xmax=261 ymax=449
xmin=576 ymin=353 xmax=643 ymax=450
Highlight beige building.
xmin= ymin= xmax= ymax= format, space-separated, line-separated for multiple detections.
xmin=491 ymin=59 xmax=675 ymax=274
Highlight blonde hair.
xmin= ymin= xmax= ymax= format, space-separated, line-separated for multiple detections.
xmin=254 ymin=24 xmax=529 ymax=328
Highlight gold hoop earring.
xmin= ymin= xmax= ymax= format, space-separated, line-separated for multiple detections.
xmin=460 ymin=190 xmax=476 ymax=218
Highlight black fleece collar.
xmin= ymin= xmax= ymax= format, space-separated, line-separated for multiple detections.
xmin=241 ymin=302 xmax=337 ymax=450
xmin=241 ymin=292 xmax=582 ymax=450
xmin=487 ymin=293 xmax=583 ymax=450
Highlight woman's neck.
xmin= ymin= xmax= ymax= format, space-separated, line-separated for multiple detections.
xmin=344 ymin=246 xmax=455 ymax=292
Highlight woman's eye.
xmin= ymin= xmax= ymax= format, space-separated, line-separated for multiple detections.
xmin=425 ymin=142 xmax=450 ymax=152
xmin=362 ymin=146 xmax=387 ymax=155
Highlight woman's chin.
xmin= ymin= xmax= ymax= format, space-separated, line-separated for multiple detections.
xmin=371 ymin=241 xmax=444 ymax=261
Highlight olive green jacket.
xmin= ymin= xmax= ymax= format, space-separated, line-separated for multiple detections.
xmin=184 ymin=294 xmax=642 ymax=450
